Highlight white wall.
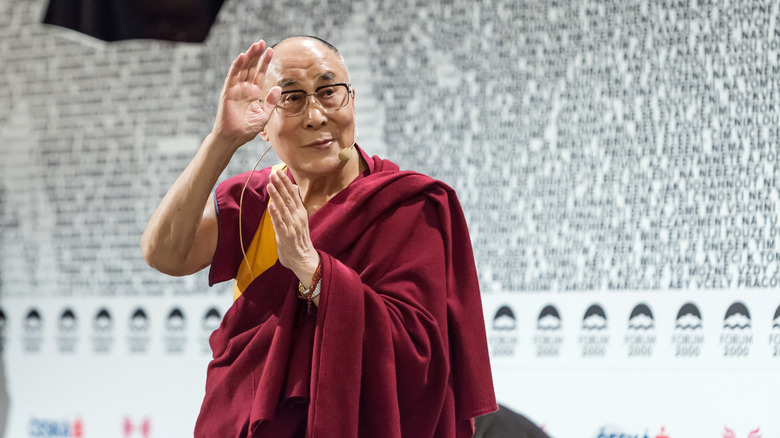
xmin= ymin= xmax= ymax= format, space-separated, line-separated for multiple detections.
xmin=2 ymin=0 xmax=780 ymax=436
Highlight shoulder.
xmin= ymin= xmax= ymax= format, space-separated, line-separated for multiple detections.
xmin=367 ymin=168 xmax=456 ymax=200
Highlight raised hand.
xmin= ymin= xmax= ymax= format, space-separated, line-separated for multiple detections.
xmin=212 ymin=40 xmax=282 ymax=148
xmin=266 ymin=169 xmax=320 ymax=286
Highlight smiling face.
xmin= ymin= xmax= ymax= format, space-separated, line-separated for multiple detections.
xmin=260 ymin=38 xmax=356 ymax=177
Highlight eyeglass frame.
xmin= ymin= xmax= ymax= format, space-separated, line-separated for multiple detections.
xmin=265 ymin=82 xmax=353 ymax=117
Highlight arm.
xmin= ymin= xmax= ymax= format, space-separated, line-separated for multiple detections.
xmin=141 ymin=40 xmax=281 ymax=276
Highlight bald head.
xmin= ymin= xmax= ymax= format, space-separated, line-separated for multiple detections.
xmin=272 ymin=35 xmax=341 ymax=57
xmin=263 ymin=36 xmax=351 ymax=91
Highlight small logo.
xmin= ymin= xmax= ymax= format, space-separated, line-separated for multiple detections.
xmin=122 ymin=416 xmax=150 ymax=438
xmin=493 ymin=305 xmax=516 ymax=331
xmin=626 ymin=303 xmax=655 ymax=358
xmin=23 ymin=308 xmax=44 ymax=353
xmin=203 ymin=308 xmax=221 ymax=332
xmin=597 ymin=426 xmax=669 ymax=438
xmin=127 ymin=308 xmax=150 ymax=354
xmin=28 ymin=416 xmax=83 ymax=437
xmin=534 ymin=305 xmax=563 ymax=357
xmin=582 ymin=305 xmax=608 ymax=330
xmin=675 ymin=303 xmax=703 ymax=330
xmin=56 ymin=308 xmax=78 ymax=353
xmin=672 ymin=302 xmax=703 ymax=358
xmin=94 ymin=308 xmax=112 ymax=332
xmin=201 ymin=308 xmax=221 ymax=355
xmin=91 ymin=308 xmax=114 ymax=354
xmin=166 ymin=308 xmax=186 ymax=331
xmin=488 ymin=305 xmax=519 ymax=357
xmin=0 ymin=307 xmax=6 ymax=352
xmin=723 ymin=426 xmax=762 ymax=438
xmin=579 ymin=304 xmax=608 ymax=357
xmin=721 ymin=302 xmax=752 ymax=357
xmin=24 ymin=309 xmax=43 ymax=333
xmin=771 ymin=305 xmax=780 ymax=358
xmin=164 ymin=307 xmax=187 ymax=354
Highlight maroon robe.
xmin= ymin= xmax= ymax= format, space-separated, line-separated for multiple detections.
xmin=195 ymin=147 xmax=497 ymax=437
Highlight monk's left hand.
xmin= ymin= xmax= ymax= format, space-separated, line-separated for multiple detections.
xmin=267 ymin=169 xmax=320 ymax=287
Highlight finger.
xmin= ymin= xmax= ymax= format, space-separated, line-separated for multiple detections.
xmin=267 ymin=202 xmax=289 ymax=236
xmin=224 ymin=53 xmax=246 ymax=88
xmin=267 ymin=178 xmax=296 ymax=225
xmin=273 ymin=171 xmax=302 ymax=213
xmin=270 ymin=171 xmax=298 ymax=212
xmin=252 ymin=47 xmax=274 ymax=86
xmin=243 ymin=41 xmax=267 ymax=84
xmin=267 ymin=184 xmax=290 ymax=233
xmin=277 ymin=170 xmax=304 ymax=209
xmin=262 ymin=86 xmax=282 ymax=112
xmin=236 ymin=43 xmax=259 ymax=83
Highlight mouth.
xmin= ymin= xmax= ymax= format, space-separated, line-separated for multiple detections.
xmin=304 ymin=139 xmax=334 ymax=149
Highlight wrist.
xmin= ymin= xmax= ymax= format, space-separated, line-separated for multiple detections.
xmin=206 ymin=130 xmax=244 ymax=154
xmin=295 ymin=251 xmax=321 ymax=288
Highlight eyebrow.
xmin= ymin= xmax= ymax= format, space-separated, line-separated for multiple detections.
xmin=277 ymin=71 xmax=337 ymax=88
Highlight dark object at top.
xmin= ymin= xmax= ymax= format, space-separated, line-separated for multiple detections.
xmin=43 ymin=0 xmax=225 ymax=42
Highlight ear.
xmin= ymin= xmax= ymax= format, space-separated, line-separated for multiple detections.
xmin=259 ymin=129 xmax=270 ymax=142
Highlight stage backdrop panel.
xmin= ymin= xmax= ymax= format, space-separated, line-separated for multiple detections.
xmin=1 ymin=0 xmax=780 ymax=436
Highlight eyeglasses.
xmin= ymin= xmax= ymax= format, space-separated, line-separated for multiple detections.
xmin=275 ymin=83 xmax=352 ymax=116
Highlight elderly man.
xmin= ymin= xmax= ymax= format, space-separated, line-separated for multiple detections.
xmin=142 ymin=36 xmax=496 ymax=437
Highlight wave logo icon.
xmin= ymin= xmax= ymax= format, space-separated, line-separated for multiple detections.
xmin=492 ymin=305 xmax=516 ymax=331
xmin=675 ymin=303 xmax=702 ymax=330
xmin=164 ymin=307 xmax=187 ymax=354
xmin=536 ymin=305 xmax=561 ymax=331
xmin=203 ymin=308 xmax=221 ymax=332
xmin=723 ymin=302 xmax=751 ymax=330
xmin=91 ymin=308 xmax=114 ymax=354
xmin=582 ymin=304 xmax=607 ymax=331
xmin=23 ymin=308 xmax=44 ymax=353
xmin=672 ymin=302 xmax=703 ymax=358
xmin=129 ymin=308 xmax=149 ymax=333
xmin=57 ymin=308 xmax=78 ymax=354
xmin=0 ymin=308 xmax=5 ymax=353
xmin=579 ymin=304 xmax=608 ymax=357
xmin=626 ymin=303 xmax=655 ymax=358
xmin=488 ymin=305 xmax=518 ymax=358
xmin=534 ymin=305 xmax=563 ymax=358
xmin=127 ymin=308 xmax=150 ymax=354
xmin=201 ymin=307 xmax=222 ymax=355
xmin=628 ymin=303 xmax=654 ymax=331
xmin=721 ymin=302 xmax=753 ymax=358
xmin=772 ymin=305 xmax=780 ymax=359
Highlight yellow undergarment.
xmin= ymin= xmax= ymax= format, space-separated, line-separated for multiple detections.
xmin=232 ymin=163 xmax=286 ymax=301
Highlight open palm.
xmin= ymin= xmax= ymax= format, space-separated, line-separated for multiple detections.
xmin=212 ymin=40 xmax=281 ymax=148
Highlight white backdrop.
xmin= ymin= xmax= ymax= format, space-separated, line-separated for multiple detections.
xmin=2 ymin=0 xmax=780 ymax=436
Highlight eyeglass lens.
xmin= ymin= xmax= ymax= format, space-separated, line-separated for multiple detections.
xmin=277 ymin=84 xmax=349 ymax=115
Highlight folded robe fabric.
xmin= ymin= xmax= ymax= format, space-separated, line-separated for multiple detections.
xmin=195 ymin=147 xmax=497 ymax=437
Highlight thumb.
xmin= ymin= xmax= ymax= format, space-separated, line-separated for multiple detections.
xmin=264 ymin=86 xmax=282 ymax=108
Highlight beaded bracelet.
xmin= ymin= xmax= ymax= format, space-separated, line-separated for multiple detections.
xmin=298 ymin=262 xmax=323 ymax=314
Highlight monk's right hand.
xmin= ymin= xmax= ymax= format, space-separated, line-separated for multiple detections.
xmin=211 ymin=40 xmax=282 ymax=148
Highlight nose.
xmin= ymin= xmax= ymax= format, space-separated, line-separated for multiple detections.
xmin=303 ymin=95 xmax=327 ymax=128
